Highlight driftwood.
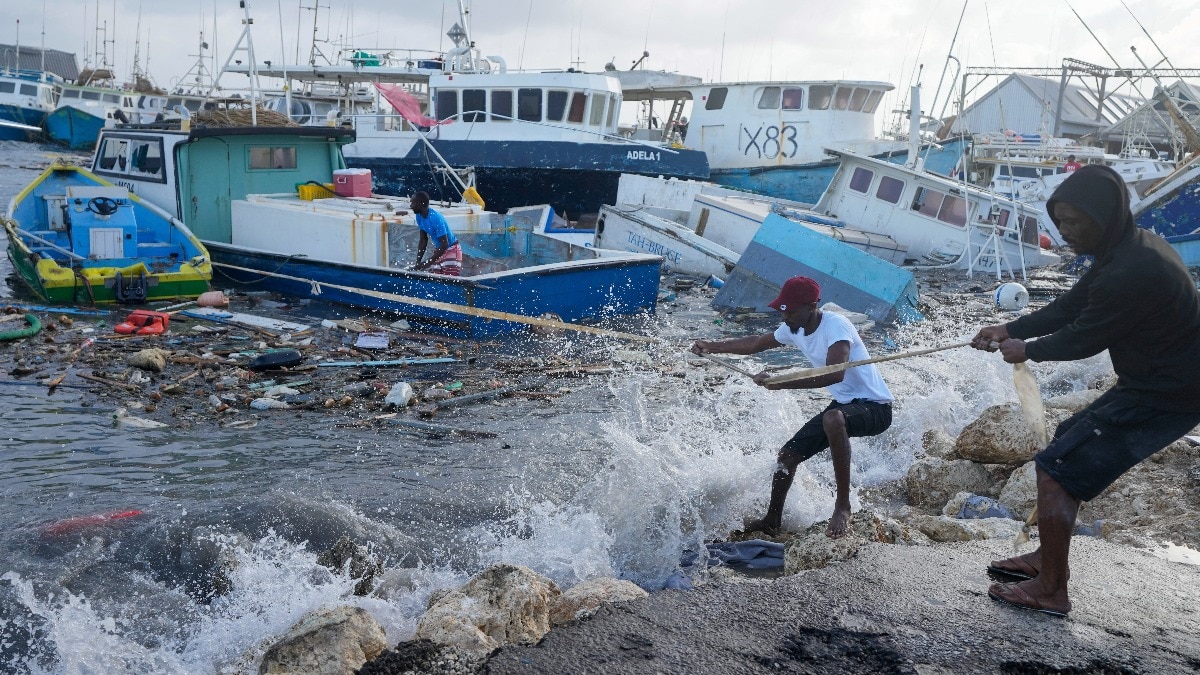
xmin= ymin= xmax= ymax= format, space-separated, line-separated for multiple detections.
xmin=78 ymin=372 xmax=141 ymax=392
xmin=417 ymin=377 xmax=548 ymax=417
xmin=384 ymin=417 xmax=498 ymax=438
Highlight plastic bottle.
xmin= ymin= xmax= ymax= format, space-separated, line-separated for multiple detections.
xmin=384 ymin=382 xmax=414 ymax=407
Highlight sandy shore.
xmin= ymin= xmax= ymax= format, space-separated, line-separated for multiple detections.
xmin=485 ymin=537 xmax=1200 ymax=673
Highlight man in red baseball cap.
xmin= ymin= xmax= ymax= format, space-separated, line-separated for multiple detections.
xmin=692 ymin=276 xmax=894 ymax=538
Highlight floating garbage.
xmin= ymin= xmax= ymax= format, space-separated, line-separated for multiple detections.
xmin=250 ymin=398 xmax=291 ymax=410
xmin=113 ymin=407 xmax=168 ymax=429
xmin=384 ymin=382 xmax=414 ymax=407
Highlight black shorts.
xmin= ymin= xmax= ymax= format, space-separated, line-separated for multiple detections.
xmin=1036 ymin=388 xmax=1200 ymax=502
xmin=781 ymin=399 xmax=893 ymax=462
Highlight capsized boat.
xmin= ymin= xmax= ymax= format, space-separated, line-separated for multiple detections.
xmin=90 ymin=124 xmax=663 ymax=338
xmin=3 ymin=163 xmax=212 ymax=304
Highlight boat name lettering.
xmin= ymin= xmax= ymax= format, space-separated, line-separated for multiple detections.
xmin=115 ymin=180 xmax=138 ymax=194
xmin=626 ymin=150 xmax=661 ymax=161
xmin=625 ymin=232 xmax=681 ymax=263
xmin=742 ymin=124 xmax=798 ymax=159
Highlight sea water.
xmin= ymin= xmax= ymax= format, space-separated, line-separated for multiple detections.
xmin=0 ymin=140 xmax=1113 ymax=673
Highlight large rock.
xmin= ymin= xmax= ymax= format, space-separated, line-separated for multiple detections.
xmin=909 ymin=515 xmax=1024 ymax=543
xmin=783 ymin=511 xmax=888 ymax=574
xmin=998 ymin=461 xmax=1039 ymax=520
xmin=549 ymin=577 xmax=648 ymax=624
xmin=316 ymin=536 xmax=382 ymax=596
xmin=416 ymin=564 xmax=560 ymax=654
xmin=258 ymin=605 xmax=387 ymax=674
xmin=128 ymin=348 xmax=168 ymax=373
xmin=1044 ymin=389 xmax=1103 ymax=413
xmin=953 ymin=403 xmax=1070 ymax=465
xmin=921 ymin=428 xmax=956 ymax=459
xmin=904 ymin=458 xmax=995 ymax=511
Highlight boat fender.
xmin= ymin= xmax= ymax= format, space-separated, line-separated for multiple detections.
xmin=995 ymin=282 xmax=1030 ymax=311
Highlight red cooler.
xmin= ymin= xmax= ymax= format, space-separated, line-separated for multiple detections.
xmin=333 ymin=168 xmax=373 ymax=197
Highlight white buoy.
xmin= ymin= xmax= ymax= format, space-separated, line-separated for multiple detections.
xmin=995 ymin=282 xmax=1030 ymax=311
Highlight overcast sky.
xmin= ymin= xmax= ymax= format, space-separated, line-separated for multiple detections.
xmin=2 ymin=0 xmax=1195 ymax=117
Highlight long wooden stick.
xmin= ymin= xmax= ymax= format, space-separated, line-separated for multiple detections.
xmin=763 ymin=341 xmax=973 ymax=385
xmin=698 ymin=353 xmax=759 ymax=378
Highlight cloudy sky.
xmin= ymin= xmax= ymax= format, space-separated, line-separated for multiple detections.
xmin=2 ymin=0 xmax=1194 ymax=116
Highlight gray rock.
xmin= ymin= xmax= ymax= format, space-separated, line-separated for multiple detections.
xmin=904 ymin=458 xmax=995 ymax=511
xmin=258 ymin=605 xmax=387 ymax=674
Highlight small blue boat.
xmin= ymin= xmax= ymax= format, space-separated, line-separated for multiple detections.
xmin=712 ymin=213 xmax=923 ymax=323
xmin=45 ymin=106 xmax=108 ymax=150
xmin=0 ymin=69 xmax=59 ymax=141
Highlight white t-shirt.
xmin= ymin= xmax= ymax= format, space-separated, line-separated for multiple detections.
xmin=773 ymin=312 xmax=893 ymax=404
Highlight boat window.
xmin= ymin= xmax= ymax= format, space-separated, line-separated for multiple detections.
xmin=62 ymin=89 xmax=80 ymax=99
xmin=758 ymin=87 xmax=780 ymax=109
xmin=912 ymin=187 xmax=944 ymax=219
xmin=606 ymin=97 xmax=617 ymax=128
xmin=42 ymin=88 xmax=55 ymax=105
xmin=995 ymin=208 xmax=1012 ymax=230
xmin=808 ymin=85 xmax=832 ymax=110
xmin=546 ymin=90 xmax=568 ymax=122
xmin=167 ymin=97 xmax=183 ymax=108
xmin=96 ymin=138 xmax=128 ymax=172
xmin=491 ymin=90 xmax=512 ymax=121
xmin=588 ymin=94 xmax=606 ymax=126
xmin=102 ymin=93 xmax=120 ymax=103
xmin=705 ymin=87 xmax=728 ymax=110
xmin=782 ymin=88 xmax=804 ymax=110
xmin=248 ymin=146 xmax=297 ymax=170
xmin=833 ymin=86 xmax=852 ymax=110
xmin=462 ymin=89 xmax=486 ymax=122
xmin=875 ymin=175 xmax=904 ymax=204
xmin=81 ymin=90 xmax=101 ymax=101
xmin=435 ymin=90 xmax=458 ymax=121
xmin=849 ymin=88 xmax=868 ymax=112
xmin=849 ymin=167 xmax=873 ymax=193
xmin=20 ymin=84 xmax=37 ymax=96
xmin=937 ymin=194 xmax=968 ymax=226
xmin=518 ymin=88 xmax=542 ymax=122
xmin=0 ymin=82 xmax=14 ymax=94
xmin=1020 ymin=215 xmax=1039 ymax=245
xmin=567 ymin=92 xmax=587 ymax=123
xmin=129 ymin=140 xmax=164 ymax=177
xmin=863 ymin=90 xmax=883 ymax=113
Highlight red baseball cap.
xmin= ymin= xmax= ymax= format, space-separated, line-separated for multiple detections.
xmin=767 ymin=276 xmax=820 ymax=310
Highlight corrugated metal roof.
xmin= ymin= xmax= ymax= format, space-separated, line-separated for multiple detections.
xmin=954 ymin=73 xmax=1146 ymax=136
xmin=1008 ymin=74 xmax=1144 ymax=128
xmin=1100 ymin=79 xmax=1200 ymax=143
xmin=0 ymin=44 xmax=79 ymax=81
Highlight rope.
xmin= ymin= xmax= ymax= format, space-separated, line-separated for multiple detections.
xmin=211 ymin=261 xmax=659 ymax=343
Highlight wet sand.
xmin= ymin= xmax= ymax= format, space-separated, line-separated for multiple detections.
xmin=486 ymin=537 xmax=1200 ymax=674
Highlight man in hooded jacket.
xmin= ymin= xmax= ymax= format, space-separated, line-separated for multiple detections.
xmin=971 ymin=164 xmax=1200 ymax=617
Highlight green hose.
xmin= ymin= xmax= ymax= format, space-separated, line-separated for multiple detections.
xmin=0 ymin=313 xmax=43 ymax=341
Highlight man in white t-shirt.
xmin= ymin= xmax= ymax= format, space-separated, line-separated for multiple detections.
xmin=691 ymin=276 xmax=894 ymax=538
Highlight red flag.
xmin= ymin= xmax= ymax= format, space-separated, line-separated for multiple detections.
xmin=374 ymin=83 xmax=451 ymax=128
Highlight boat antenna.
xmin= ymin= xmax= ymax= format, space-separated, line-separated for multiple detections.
xmin=277 ymin=0 xmax=291 ymax=118
xmin=40 ymin=0 xmax=46 ymax=76
xmin=518 ymin=0 xmax=533 ymax=70
xmin=926 ymin=0 xmax=968 ymax=126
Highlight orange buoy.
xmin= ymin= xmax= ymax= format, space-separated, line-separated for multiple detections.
xmin=1039 ymin=233 xmax=1052 ymax=250
xmin=42 ymin=509 xmax=145 ymax=536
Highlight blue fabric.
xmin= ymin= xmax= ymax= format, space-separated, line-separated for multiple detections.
xmin=956 ymin=495 xmax=1013 ymax=520
xmin=415 ymin=208 xmax=457 ymax=246
xmin=704 ymin=539 xmax=785 ymax=570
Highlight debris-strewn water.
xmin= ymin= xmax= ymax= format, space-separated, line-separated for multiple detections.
xmin=0 ymin=140 xmax=1112 ymax=673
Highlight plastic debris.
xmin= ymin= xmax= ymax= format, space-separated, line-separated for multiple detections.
xmin=249 ymin=398 xmax=291 ymax=410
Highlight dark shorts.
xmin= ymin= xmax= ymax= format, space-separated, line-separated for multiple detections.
xmin=781 ymin=399 xmax=893 ymax=462
xmin=1036 ymin=388 xmax=1200 ymax=502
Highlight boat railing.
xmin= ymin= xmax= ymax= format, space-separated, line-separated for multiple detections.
xmin=442 ymin=110 xmax=685 ymax=153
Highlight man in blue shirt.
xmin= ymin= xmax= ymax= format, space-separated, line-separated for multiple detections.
xmin=411 ymin=191 xmax=462 ymax=276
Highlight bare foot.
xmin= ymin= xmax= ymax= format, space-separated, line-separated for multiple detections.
xmin=988 ymin=550 xmax=1042 ymax=580
xmin=743 ymin=518 xmax=780 ymax=537
xmin=826 ymin=505 xmax=851 ymax=539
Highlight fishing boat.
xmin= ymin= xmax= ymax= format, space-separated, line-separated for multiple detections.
xmin=1135 ymin=151 xmax=1200 ymax=238
xmin=0 ymin=68 xmax=59 ymax=141
xmin=228 ymin=4 xmax=709 ymax=217
xmin=88 ymin=123 xmax=664 ymax=337
xmin=3 ymin=163 xmax=212 ymax=304
xmin=45 ymin=70 xmax=170 ymax=150
xmin=617 ymin=76 xmax=966 ymax=204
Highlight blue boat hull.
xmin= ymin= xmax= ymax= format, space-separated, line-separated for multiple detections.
xmin=46 ymin=107 xmax=106 ymax=150
xmin=709 ymin=138 xmax=969 ymax=205
xmin=207 ymin=242 xmax=662 ymax=338
xmin=348 ymin=138 xmax=709 ymax=216
xmin=713 ymin=213 xmax=922 ymax=323
xmin=0 ymin=104 xmax=47 ymax=141
xmin=1136 ymin=175 xmax=1200 ymax=239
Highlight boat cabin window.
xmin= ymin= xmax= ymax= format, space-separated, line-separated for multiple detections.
xmin=248 ymin=146 xmax=297 ymax=170
xmin=705 ymin=87 xmax=728 ymax=111
xmin=864 ymin=90 xmax=883 ymax=113
xmin=435 ymin=90 xmax=458 ymax=121
xmin=97 ymin=139 xmax=129 ymax=171
xmin=62 ymin=89 xmax=80 ymax=99
xmin=0 ymin=82 xmax=14 ymax=94
xmin=782 ymin=88 xmax=804 ymax=110
xmin=849 ymin=167 xmax=873 ymax=193
xmin=491 ymin=90 xmax=512 ymax=121
xmin=102 ymin=93 xmax=120 ymax=104
xmin=848 ymin=88 xmax=869 ymax=112
xmin=567 ymin=92 xmax=587 ymax=123
xmin=462 ymin=89 xmax=486 ymax=122
xmin=518 ymin=88 xmax=542 ymax=122
xmin=547 ymin=90 xmax=568 ymax=122
xmin=758 ymin=87 xmax=780 ymax=109
xmin=20 ymin=84 xmax=37 ymax=96
xmin=834 ymin=86 xmax=853 ymax=110
xmin=808 ymin=85 xmax=833 ymax=110
xmin=875 ymin=175 xmax=905 ymax=204
xmin=588 ymin=94 xmax=606 ymax=126
xmin=129 ymin=141 xmax=164 ymax=176
xmin=1019 ymin=215 xmax=1039 ymax=245
xmin=938 ymin=194 xmax=968 ymax=226
xmin=606 ymin=97 xmax=617 ymax=127
xmin=82 ymin=90 xmax=101 ymax=101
